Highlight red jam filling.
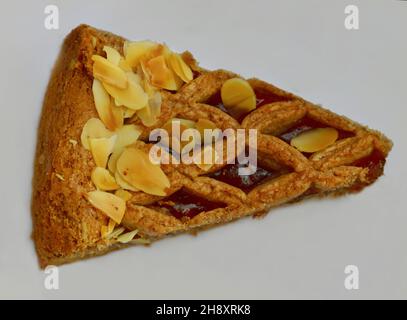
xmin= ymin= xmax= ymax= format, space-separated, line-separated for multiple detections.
xmin=208 ymin=163 xmax=280 ymax=193
xmin=205 ymin=89 xmax=291 ymax=121
xmin=279 ymin=117 xmax=354 ymax=144
xmin=351 ymin=149 xmax=386 ymax=185
xmin=157 ymin=189 xmax=226 ymax=220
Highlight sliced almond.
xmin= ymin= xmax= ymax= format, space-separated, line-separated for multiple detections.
xmin=108 ymin=149 xmax=122 ymax=174
xmin=80 ymin=118 xmax=113 ymax=150
xmin=115 ymin=189 xmax=133 ymax=201
xmin=92 ymin=79 xmax=123 ymax=131
xmin=291 ymin=128 xmax=339 ymax=153
xmin=115 ymin=171 xmax=139 ymax=192
xmin=125 ymin=41 xmax=158 ymax=67
xmin=87 ymin=191 xmax=126 ymax=224
xmin=122 ymin=107 xmax=136 ymax=118
xmin=92 ymin=55 xmax=128 ymax=89
xmin=117 ymin=229 xmax=139 ymax=244
xmin=103 ymin=74 xmax=148 ymax=110
xmin=168 ymin=53 xmax=193 ymax=83
xmin=221 ymin=78 xmax=256 ymax=118
xmin=91 ymin=167 xmax=119 ymax=191
xmin=137 ymin=92 xmax=162 ymax=127
xmin=118 ymin=58 xmax=132 ymax=72
xmin=108 ymin=124 xmax=143 ymax=173
xmin=101 ymin=219 xmax=116 ymax=238
xmin=103 ymin=46 xmax=121 ymax=65
xmin=116 ymin=148 xmax=170 ymax=196
xmin=106 ymin=227 xmax=126 ymax=240
xmin=146 ymin=55 xmax=180 ymax=90
xmin=114 ymin=124 xmax=143 ymax=152
xmin=89 ymin=135 xmax=117 ymax=168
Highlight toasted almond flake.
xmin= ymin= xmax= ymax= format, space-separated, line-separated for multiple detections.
xmin=114 ymin=99 xmax=122 ymax=107
xmin=101 ymin=218 xmax=117 ymax=238
xmin=221 ymin=78 xmax=256 ymax=119
xmin=101 ymin=225 xmax=109 ymax=238
xmin=146 ymin=55 xmax=180 ymax=90
xmin=91 ymin=167 xmax=119 ymax=191
xmin=55 ymin=173 xmax=65 ymax=181
xmin=115 ymin=189 xmax=133 ymax=201
xmin=103 ymin=46 xmax=121 ymax=65
xmin=80 ymin=118 xmax=113 ymax=150
xmin=106 ymin=227 xmax=126 ymax=240
xmin=137 ymin=92 xmax=162 ymax=127
xmin=291 ymin=128 xmax=339 ymax=153
xmin=118 ymin=59 xmax=132 ymax=72
xmin=125 ymin=41 xmax=158 ymax=67
xmin=168 ymin=53 xmax=193 ymax=83
xmin=92 ymin=79 xmax=124 ymax=131
xmin=92 ymin=55 xmax=128 ymax=89
xmin=116 ymin=148 xmax=170 ymax=196
xmin=87 ymin=191 xmax=126 ymax=224
xmin=103 ymin=75 xmax=148 ymax=110
xmin=108 ymin=149 xmax=122 ymax=174
xmin=114 ymin=124 xmax=142 ymax=152
xmin=115 ymin=170 xmax=139 ymax=191
xmin=122 ymin=106 xmax=136 ymax=118
xmin=69 ymin=139 xmax=78 ymax=146
xmin=108 ymin=125 xmax=142 ymax=173
xmin=89 ymin=135 xmax=117 ymax=168
xmin=117 ymin=229 xmax=139 ymax=244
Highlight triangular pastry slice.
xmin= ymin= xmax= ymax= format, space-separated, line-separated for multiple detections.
xmin=32 ymin=25 xmax=392 ymax=267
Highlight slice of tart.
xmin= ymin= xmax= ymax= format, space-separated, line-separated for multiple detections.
xmin=32 ymin=24 xmax=392 ymax=267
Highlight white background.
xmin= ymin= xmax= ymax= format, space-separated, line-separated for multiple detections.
xmin=0 ymin=0 xmax=406 ymax=299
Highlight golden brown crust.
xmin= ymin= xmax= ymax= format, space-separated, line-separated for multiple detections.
xmin=32 ymin=24 xmax=393 ymax=268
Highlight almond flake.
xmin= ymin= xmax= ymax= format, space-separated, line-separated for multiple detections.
xmin=92 ymin=55 xmax=128 ymax=89
xmin=92 ymin=79 xmax=123 ymax=131
xmin=106 ymin=227 xmax=126 ymax=240
xmin=101 ymin=218 xmax=117 ymax=238
xmin=124 ymin=41 xmax=158 ymax=67
xmin=108 ymin=125 xmax=142 ymax=173
xmin=116 ymin=229 xmax=139 ymax=244
xmin=103 ymin=46 xmax=121 ymax=65
xmin=291 ymin=128 xmax=339 ymax=153
xmin=103 ymin=74 xmax=148 ymax=110
xmin=116 ymin=148 xmax=170 ymax=196
xmin=137 ymin=92 xmax=162 ymax=127
xmin=115 ymin=189 xmax=133 ymax=201
xmin=221 ymin=78 xmax=256 ymax=119
xmin=80 ymin=118 xmax=113 ymax=150
xmin=69 ymin=139 xmax=78 ymax=146
xmin=89 ymin=135 xmax=117 ymax=168
xmin=168 ymin=53 xmax=193 ymax=83
xmin=91 ymin=167 xmax=119 ymax=191
xmin=55 ymin=173 xmax=65 ymax=181
xmin=115 ymin=171 xmax=139 ymax=192
xmin=87 ymin=191 xmax=126 ymax=224
xmin=146 ymin=55 xmax=181 ymax=90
